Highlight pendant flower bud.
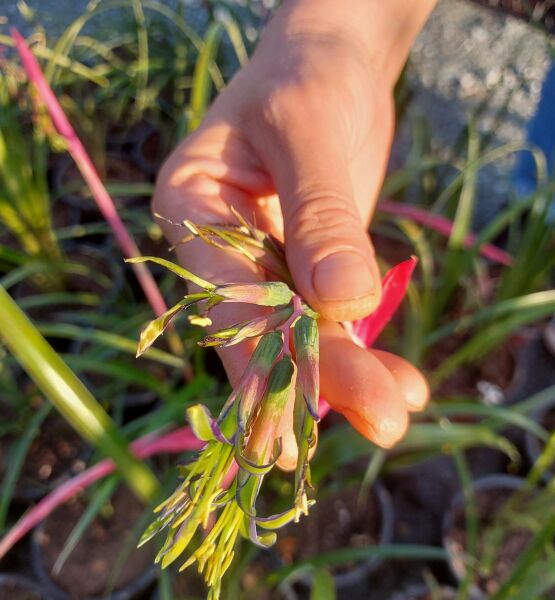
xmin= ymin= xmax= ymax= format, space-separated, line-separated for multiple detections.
xmin=293 ymin=315 xmax=320 ymax=420
xmin=242 ymin=355 xmax=296 ymax=466
xmin=218 ymin=331 xmax=283 ymax=433
xmin=131 ymin=212 xmax=326 ymax=600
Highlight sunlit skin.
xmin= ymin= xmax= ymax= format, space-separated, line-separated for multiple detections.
xmin=154 ymin=0 xmax=436 ymax=448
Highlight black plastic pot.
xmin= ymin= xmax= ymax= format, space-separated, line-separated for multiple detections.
xmin=443 ymin=475 xmax=533 ymax=597
xmin=525 ymin=393 xmax=555 ymax=482
xmin=12 ymin=414 xmax=91 ymax=503
xmin=0 ymin=573 xmax=45 ymax=599
xmin=278 ymin=481 xmax=395 ymax=591
xmin=31 ymin=487 xmax=156 ymax=600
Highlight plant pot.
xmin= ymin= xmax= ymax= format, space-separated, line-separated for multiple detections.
xmin=0 ymin=573 xmax=45 ymax=599
xmin=275 ymin=481 xmax=394 ymax=590
xmin=53 ymin=153 xmax=149 ymax=214
xmin=13 ymin=242 xmax=124 ymax=325
xmin=429 ymin=335 xmax=523 ymax=404
xmin=31 ymin=485 xmax=156 ymax=600
xmin=70 ymin=337 xmax=179 ymax=416
xmin=443 ymin=474 xmax=554 ymax=598
xmin=12 ymin=414 xmax=90 ymax=503
xmin=525 ymin=393 xmax=555 ymax=482
xmin=129 ymin=124 xmax=166 ymax=178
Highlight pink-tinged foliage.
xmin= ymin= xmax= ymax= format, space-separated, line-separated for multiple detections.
xmin=352 ymin=257 xmax=417 ymax=347
xmin=0 ymin=259 xmax=416 ymax=556
xmin=318 ymin=258 xmax=417 ymax=419
xmin=379 ymin=200 xmax=513 ymax=266
xmin=0 ymin=427 xmax=203 ymax=559
xmin=10 ymin=28 xmax=168 ymax=319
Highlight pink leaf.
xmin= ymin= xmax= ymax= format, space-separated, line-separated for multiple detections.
xmin=379 ymin=200 xmax=513 ymax=266
xmin=352 ymin=256 xmax=418 ymax=348
xmin=10 ymin=28 xmax=169 ymax=320
xmin=0 ymin=427 xmax=203 ymax=560
xmin=318 ymin=258 xmax=417 ymax=419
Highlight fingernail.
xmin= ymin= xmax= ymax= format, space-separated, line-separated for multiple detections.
xmin=313 ymin=251 xmax=375 ymax=302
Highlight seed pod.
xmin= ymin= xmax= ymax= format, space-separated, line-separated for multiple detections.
xmin=214 ymin=282 xmax=294 ymax=307
xmin=293 ymin=315 xmax=320 ymax=420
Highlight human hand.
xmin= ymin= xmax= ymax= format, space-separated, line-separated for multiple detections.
xmin=153 ymin=0 xmax=435 ymax=448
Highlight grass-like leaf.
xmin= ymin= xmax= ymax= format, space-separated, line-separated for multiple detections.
xmin=0 ymin=284 xmax=159 ymax=503
xmin=137 ymin=294 xmax=207 ymax=356
xmin=126 ymin=256 xmax=215 ymax=291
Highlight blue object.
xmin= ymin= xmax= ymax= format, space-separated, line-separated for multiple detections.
xmin=512 ymin=62 xmax=555 ymax=220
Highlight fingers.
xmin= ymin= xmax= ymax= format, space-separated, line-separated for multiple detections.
xmin=152 ymin=128 xmax=270 ymax=386
xmin=370 ymin=349 xmax=430 ymax=412
xmin=319 ymin=321 xmax=428 ymax=448
xmin=246 ymin=89 xmax=381 ymax=323
xmin=275 ymin=384 xmax=318 ymax=472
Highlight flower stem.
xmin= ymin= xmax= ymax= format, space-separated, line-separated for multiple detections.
xmin=278 ymin=295 xmax=304 ymax=358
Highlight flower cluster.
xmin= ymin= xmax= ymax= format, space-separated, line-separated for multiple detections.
xmin=129 ymin=213 xmax=319 ymax=600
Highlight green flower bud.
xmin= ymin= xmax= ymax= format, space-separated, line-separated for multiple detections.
xmin=199 ymin=306 xmax=293 ymax=348
xmin=293 ymin=315 xmax=320 ymax=420
xmin=217 ymin=331 xmax=283 ymax=432
xmin=214 ymin=282 xmax=294 ymax=307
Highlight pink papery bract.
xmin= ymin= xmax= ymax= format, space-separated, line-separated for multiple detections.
xmin=318 ymin=257 xmax=417 ymax=419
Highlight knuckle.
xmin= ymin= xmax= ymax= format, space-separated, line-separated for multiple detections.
xmin=256 ymin=84 xmax=303 ymax=131
xmin=252 ymin=77 xmax=328 ymax=135
xmin=287 ymin=193 xmax=361 ymax=244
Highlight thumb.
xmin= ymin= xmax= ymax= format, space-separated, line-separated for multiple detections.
xmin=251 ymin=113 xmax=381 ymax=321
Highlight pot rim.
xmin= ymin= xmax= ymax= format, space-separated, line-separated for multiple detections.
xmin=31 ymin=514 xmax=156 ymax=600
xmin=442 ymin=474 xmax=526 ymax=588
xmin=290 ymin=479 xmax=395 ymax=590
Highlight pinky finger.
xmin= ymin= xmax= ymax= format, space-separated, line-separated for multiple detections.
xmin=370 ymin=349 xmax=430 ymax=412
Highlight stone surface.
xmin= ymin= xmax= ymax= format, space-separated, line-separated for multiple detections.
xmin=1 ymin=0 xmax=552 ymax=222
xmin=390 ymin=0 xmax=552 ymax=224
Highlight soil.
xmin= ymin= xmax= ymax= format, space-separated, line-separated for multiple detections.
xmin=50 ymin=201 xmax=80 ymax=231
xmin=0 ymin=403 xmax=17 ymax=478
xmin=0 ymin=577 xmax=43 ymax=600
xmin=540 ymin=405 xmax=555 ymax=433
xmin=166 ymin=569 xmax=207 ymax=600
xmin=427 ymin=335 xmax=516 ymax=399
xmin=36 ymin=486 xmax=153 ymax=599
xmin=394 ymin=587 xmax=457 ymax=600
xmin=445 ymin=484 xmax=553 ymax=596
xmin=16 ymin=415 xmax=87 ymax=500
xmin=276 ymin=487 xmax=381 ymax=575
